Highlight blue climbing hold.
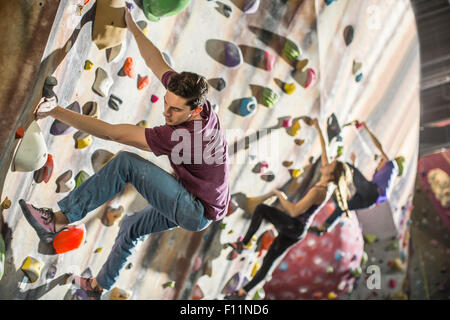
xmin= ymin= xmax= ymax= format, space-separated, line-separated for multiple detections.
xmin=325 ymin=0 xmax=337 ymax=5
xmin=240 ymin=97 xmax=257 ymax=117
xmin=356 ymin=73 xmax=363 ymax=82
xmin=279 ymin=261 xmax=289 ymax=272
xmin=335 ymin=250 xmax=344 ymax=261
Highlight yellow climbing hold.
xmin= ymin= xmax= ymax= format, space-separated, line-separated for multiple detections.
xmin=296 ymin=59 xmax=309 ymax=72
xmin=292 ymin=169 xmax=303 ymax=178
xmin=328 ymin=291 xmax=338 ymax=299
xmin=295 ymin=139 xmax=305 ymax=146
xmin=84 ymin=60 xmax=93 ymax=70
xmin=251 ymin=262 xmax=260 ymax=277
xmin=21 ymin=256 xmax=43 ymax=283
xmin=283 ymin=82 xmax=296 ymax=95
xmin=291 ymin=121 xmax=301 ymax=136
xmin=1 ymin=197 xmax=11 ymax=209
xmin=392 ymin=258 xmax=405 ymax=272
xmin=244 ymin=242 xmax=253 ymax=249
xmin=136 ymin=120 xmax=150 ymax=128
xmin=228 ymin=229 xmax=234 ymax=234
xmin=364 ymin=234 xmax=378 ymax=245
xmin=163 ymin=281 xmax=176 ymax=288
xmin=95 ymin=248 xmax=103 ymax=253
xmin=75 ymin=134 xmax=93 ymax=149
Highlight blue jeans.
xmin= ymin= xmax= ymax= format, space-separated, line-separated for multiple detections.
xmin=58 ymin=151 xmax=211 ymax=290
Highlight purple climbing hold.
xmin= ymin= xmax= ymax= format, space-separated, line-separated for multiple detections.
xmin=243 ymin=0 xmax=260 ymax=14
xmin=225 ymin=42 xmax=243 ymax=68
xmin=50 ymin=101 xmax=81 ymax=135
xmin=126 ymin=2 xmax=135 ymax=10
xmin=222 ymin=272 xmax=244 ymax=295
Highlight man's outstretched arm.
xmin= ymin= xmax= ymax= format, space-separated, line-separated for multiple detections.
xmin=124 ymin=8 xmax=174 ymax=82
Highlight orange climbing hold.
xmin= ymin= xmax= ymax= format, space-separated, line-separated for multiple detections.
xmin=122 ymin=57 xmax=136 ymax=79
xmin=15 ymin=126 xmax=24 ymax=139
xmin=138 ymin=75 xmax=150 ymax=90
xmin=53 ymin=224 xmax=86 ymax=254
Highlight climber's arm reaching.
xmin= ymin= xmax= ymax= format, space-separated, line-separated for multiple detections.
xmin=361 ymin=122 xmax=389 ymax=161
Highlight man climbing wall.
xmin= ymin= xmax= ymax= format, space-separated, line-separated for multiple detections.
xmin=19 ymin=7 xmax=230 ymax=299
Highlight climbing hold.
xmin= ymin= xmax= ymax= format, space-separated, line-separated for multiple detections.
xmin=46 ymin=264 xmax=57 ymax=279
xmin=282 ymin=82 xmax=296 ymax=95
xmin=290 ymin=120 xmax=301 ymax=136
xmin=55 ymin=170 xmax=75 ymax=193
xmin=53 ymin=224 xmax=86 ymax=254
xmin=92 ymin=67 xmax=113 ymax=97
xmin=391 ymin=258 xmax=404 ymax=272
xmin=326 ymin=266 xmax=334 ymax=274
xmin=240 ymin=97 xmax=257 ymax=117
xmin=122 ymin=57 xmax=136 ymax=79
xmin=94 ymin=248 xmax=103 ymax=253
xmin=33 ymin=154 xmax=54 ymax=184
xmin=50 ymin=101 xmax=81 ymax=136
xmin=361 ymin=251 xmax=368 ymax=265
xmin=352 ymin=60 xmax=362 ymax=75
xmin=110 ymin=287 xmax=131 ymax=300
xmin=84 ymin=60 xmax=93 ymax=70
xmin=337 ymin=145 xmax=344 ymax=157
xmin=304 ymin=68 xmax=316 ymax=89
xmin=222 ymin=272 xmax=244 ymax=295
xmin=125 ymin=1 xmax=135 ymax=10
xmin=312 ymin=292 xmax=323 ymax=299
xmin=106 ymin=42 xmax=126 ymax=63
xmin=386 ymin=241 xmax=398 ymax=251
xmin=138 ymin=75 xmax=150 ymax=90
xmin=364 ymin=234 xmax=378 ymax=245
xmin=136 ymin=20 xmax=149 ymax=37
xmin=259 ymin=161 xmax=269 ymax=174
xmin=284 ymin=39 xmax=301 ymax=61
xmin=294 ymin=139 xmax=305 ymax=146
xmin=92 ymin=149 xmax=115 ymax=173
xmin=243 ymin=0 xmax=260 ymax=14
xmin=208 ymin=78 xmax=226 ymax=91
xmin=220 ymin=223 xmax=226 ymax=230
xmin=162 ymin=52 xmax=174 ymax=67
xmin=108 ymin=94 xmax=122 ymax=111
xmin=137 ymin=120 xmax=150 ymax=128
xmin=143 ymin=0 xmax=191 ymax=22
xmin=291 ymin=169 xmax=303 ymax=178
xmin=282 ymin=117 xmax=293 ymax=128
xmin=355 ymin=73 xmax=363 ymax=82
xmin=74 ymin=131 xmax=93 ymax=149
xmin=251 ymin=262 xmax=260 ymax=277
xmin=325 ymin=0 xmax=337 ymax=5
xmin=257 ymin=229 xmax=275 ymax=257
xmin=261 ymin=87 xmax=279 ymax=108
xmin=252 ymin=288 xmax=265 ymax=300
xmin=192 ymin=284 xmax=204 ymax=300
xmin=1 ymin=197 xmax=11 ymax=210
xmin=163 ymin=281 xmax=176 ymax=289
xmin=224 ymin=42 xmax=243 ymax=68
xmin=212 ymin=103 xmax=219 ymax=113
xmin=328 ymin=291 xmax=338 ymax=299
xmin=82 ymin=101 xmax=99 ymax=119
xmin=92 ymin=0 xmax=127 ymax=50
xmin=334 ymin=250 xmax=344 ymax=261
xmin=264 ymin=50 xmax=275 ymax=71
xmin=102 ymin=206 xmax=124 ymax=227
xmin=279 ymin=261 xmax=289 ymax=272
xmin=42 ymin=76 xmax=58 ymax=102
xmin=343 ymin=25 xmax=354 ymax=46
xmin=151 ymin=94 xmax=159 ymax=103
xmin=283 ymin=160 xmax=294 ymax=167
xmin=126 ymin=262 xmax=133 ymax=270
xmin=75 ymin=170 xmax=90 ymax=188
xmin=222 ymin=4 xmax=232 ymax=17
xmin=351 ymin=267 xmax=362 ymax=277
xmin=295 ymin=58 xmax=309 ymax=72
xmin=388 ymin=279 xmax=397 ymax=289
xmin=21 ymin=256 xmax=43 ymax=283
xmin=15 ymin=126 xmax=25 ymax=139
xmin=11 ymin=121 xmax=48 ymax=172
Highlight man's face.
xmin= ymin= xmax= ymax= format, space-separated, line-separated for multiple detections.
xmin=163 ymin=90 xmax=195 ymax=126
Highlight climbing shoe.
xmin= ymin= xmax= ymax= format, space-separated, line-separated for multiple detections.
xmin=19 ymin=199 xmax=58 ymax=243
xmin=70 ymin=275 xmax=103 ymax=300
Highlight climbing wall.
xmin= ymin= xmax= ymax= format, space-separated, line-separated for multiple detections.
xmin=0 ymin=0 xmax=420 ymax=300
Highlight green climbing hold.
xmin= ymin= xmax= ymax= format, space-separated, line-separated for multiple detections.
xmin=0 ymin=234 xmax=5 ymax=281
xmin=386 ymin=242 xmax=399 ymax=251
xmin=361 ymin=251 xmax=368 ymax=266
xmin=284 ymin=39 xmax=301 ymax=61
xmin=163 ymin=281 xmax=175 ymax=288
xmin=75 ymin=170 xmax=90 ymax=189
xmin=252 ymin=288 xmax=265 ymax=300
xmin=262 ymin=87 xmax=280 ymax=108
xmin=350 ymin=266 xmax=362 ymax=278
xmin=364 ymin=234 xmax=377 ymax=245
xmin=143 ymin=0 xmax=191 ymax=22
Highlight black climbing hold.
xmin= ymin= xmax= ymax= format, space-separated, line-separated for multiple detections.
xmin=42 ymin=76 xmax=58 ymax=102
xmin=208 ymin=78 xmax=226 ymax=91
xmin=110 ymin=94 xmax=123 ymax=104
xmin=326 ymin=113 xmax=341 ymax=143
xmin=343 ymin=25 xmax=354 ymax=46
xmin=108 ymin=98 xmax=119 ymax=111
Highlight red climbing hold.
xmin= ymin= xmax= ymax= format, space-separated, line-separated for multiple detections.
xmin=41 ymin=154 xmax=54 ymax=183
xmin=53 ymin=224 xmax=86 ymax=254
xmin=138 ymin=75 xmax=150 ymax=90
xmin=15 ymin=126 xmax=25 ymax=139
xmin=151 ymin=94 xmax=159 ymax=103
xmin=265 ymin=50 xmax=275 ymax=71
xmin=192 ymin=284 xmax=204 ymax=300
xmin=305 ymin=68 xmax=316 ymax=89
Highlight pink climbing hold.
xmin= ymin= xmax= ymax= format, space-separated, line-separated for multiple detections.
xmin=260 ymin=161 xmax=269 ymax=174
xmin=282 ymin=117 xmax=293 ymax=128
xmin=389 ymin=279 xmax=397 ymax=289
xmin=151 ymin=94 xmax=159 ymax=103
xmin=265 ymin=50 xmax=275 ymax=72
xmin=193 ymin=256 xmax=202 ymax=271
xmin=305 ymin=68 xmax=316 ymax=89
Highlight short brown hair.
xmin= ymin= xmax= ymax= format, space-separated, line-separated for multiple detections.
xmin=167 ymin=72 xmax=209 ymax=110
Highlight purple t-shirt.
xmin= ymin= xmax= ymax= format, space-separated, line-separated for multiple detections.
xmin=145 ymin=71 xmax=230 ymax=221
xmin=372 ymin=160 xmax=398 ymax=204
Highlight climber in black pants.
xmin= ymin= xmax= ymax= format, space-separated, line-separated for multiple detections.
xmin=224 ymin=117 xmax=353 ymax=300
